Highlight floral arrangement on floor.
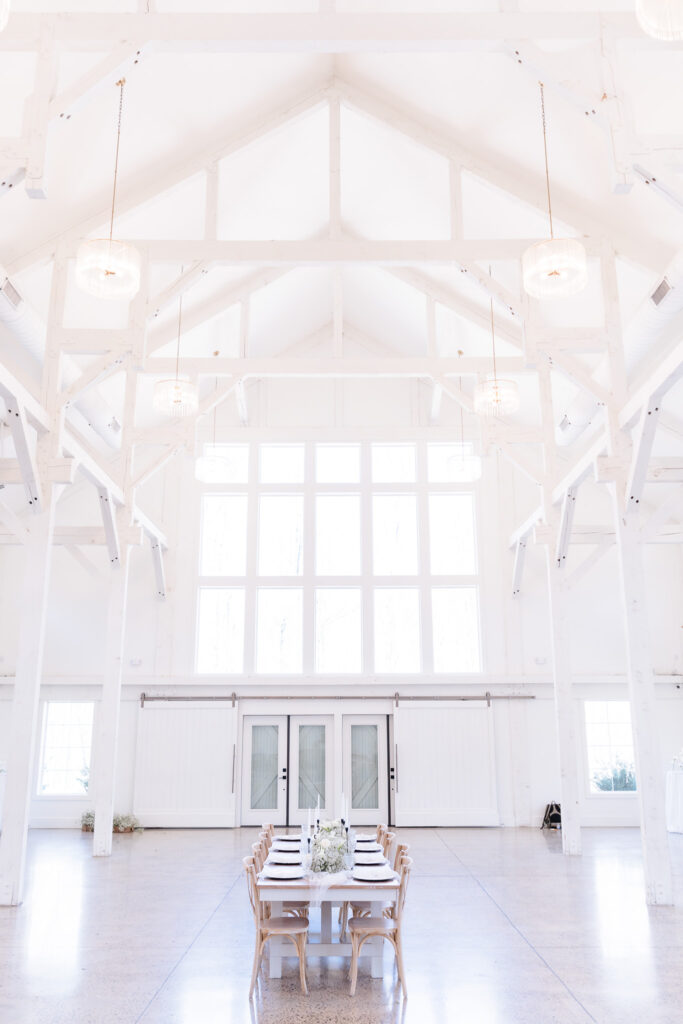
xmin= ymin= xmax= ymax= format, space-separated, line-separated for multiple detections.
xmin=311 ymin=819 xmax=347 ymax=873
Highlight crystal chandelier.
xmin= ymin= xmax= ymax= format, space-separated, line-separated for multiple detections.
xmin=75 ymin=79 xmax=141 ymax=301
xmin=153 ymin=285 xmax=198 ymax=418
xmin=522 ymin=82 xmax=587 ymax=299
xmin=474 ymin=281 xmax=519 ymax=418
xmin=195 ymin=380 xmax=230 ymax=481
xmin=636 ymin=0 xmax=683 ymax=39
xmin=0 ymin=2 xmax=10 ymax=32
xmin=449 ymin=378 xmax=482 ymax=482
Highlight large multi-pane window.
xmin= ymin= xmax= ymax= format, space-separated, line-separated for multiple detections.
xmin=196 ymin=441 xmax=481 ymax=676
xmin=37 ymin=702 xmax=95 ymax=796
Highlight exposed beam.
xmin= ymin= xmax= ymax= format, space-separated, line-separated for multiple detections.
xmin=97 ymin=488 xmax=121 ymax=568
xmin=0 ymin=525 xmax=142 ymax=546
xmin=4 ymin=398 xmax=43 ymax=510
xmin=64 ymin=545 xmax=104 ymax=579
xmin=0 ymin=497 xmax=30 ymax=542
xmin=49 ymin=44 xmax=146 ymax=121
xmin=59 ymin=351 xmax=129 ymax=408
xmin=150 ymin=536 xmax=166 ymax=599
xmin=626 ymin=397 xmax=661 ymax=509
xmin=555 ymin=487 xmax=578 ymax=568
xmin=511 ymin=537 xmax=526 ymax=598
xmin=547 ymin=351 xmax=611 ymax=406
xmin=0 ymin=458 xmax=75 ymax=485
xmin=144 ymin=355 xmax=526 ymax=377
xmin=0 ymin=13 xmax=650 ymax=52
xmin=619 ymin=338 xmax=683 ymax=429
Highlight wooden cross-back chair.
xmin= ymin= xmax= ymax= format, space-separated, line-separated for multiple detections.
xmin=340 ymin=842 xmax=410 ymax=937
xmin=243 ymin=856 xmax=309 ymax=997
xmin=348 ymin=854 xmax=412 ymax=998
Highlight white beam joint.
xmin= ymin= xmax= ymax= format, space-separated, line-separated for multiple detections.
xmin=97 ymin=488 xmax=121 ymax=567
xmin=626 ymin=397 xmax=661 ymax=509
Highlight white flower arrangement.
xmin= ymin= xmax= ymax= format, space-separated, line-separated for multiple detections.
xmin=311 ymin=819 xmax=347 ymax=873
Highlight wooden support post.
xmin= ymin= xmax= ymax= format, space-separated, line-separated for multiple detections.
xmin=0 ymin=481 xmax=57 ymax=904
xmin=92 ymin=522 xmax=131 ymax=857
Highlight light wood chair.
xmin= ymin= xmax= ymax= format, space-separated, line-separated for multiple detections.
xmin=243 ymin=856 xmax=309 ymax=997
xmin=341 ymin=843 xmax=409 ymax=936
xmin=348 ymin=854 xmax=412 ymax=998
xmin=256 ymin=839 xmax=309 ymax=919
xmin=381 ymin=830 xmax=396 ymax=858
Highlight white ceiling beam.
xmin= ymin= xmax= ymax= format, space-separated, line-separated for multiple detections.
xmin=150 ymin=536 xmax=166 ymax=599
xmin=626 ymin=397 xmax=661 ymax=510
xmin=619 ymin=338 xmax=683 ymax=429
xmin=509 ymin=506 xmax=543 ymax=548
xmin=0 ymin=12 xmax=650 ymax=51
xmin=132 ymin=446 xmax=184 ymax=490
xmin=551 ymin=434 xmax=608 ymax=505
xmin=0 ymin=525 xmax=143 ymax=546
xmin=62 ymin=237 xmax=584 ymax=264
xmin=563 ymin=536 xmax=613 ymax=589
xmin=64 ymin=545 xmax=105 ymax=579
xmin=511 ymin=537 xmax=526 ymax=598
xmin=148 ymin=261 xmax=209 ymax=319
xmin=97 ymin=488 xmax=121 ymax=568
xmin=59 ymin=351 xmax=129 ymax=408
xmin=335 ymin=74 xmax=668 ymax=273
xmin=0 ymin=497 xmax=30 ymax=543
xmin=48 ymin=43 xmax=146 ymax=121
xmin=3 ymin=397 xmax=43 ymax=511
xmin=555 ymin=486 xmax=578 ymax=568
xmin=0 ymin=458 xmax=75 ymax=485
xmin=146 ymin=268 xmax=291 ymax=354
xmin=23 ymin=25 xmax=58 ymax=199
xmin=235 ymin=379 xmax=249 ymax=427
xmin=144 ymin=355 xmax=526 ymax=377
xmin=8 ymin=85 xmax=329 ymax=274
xmin=547 ymin=351 xmax=611 ymax=406
xmin=496 ymin=441 xmax=543 ymax=486
xmin=0 ymin=364 xmax=50 ymax=434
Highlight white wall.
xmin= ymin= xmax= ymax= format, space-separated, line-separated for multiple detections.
xmin=0 ymin=380 xmax=682 ymax=830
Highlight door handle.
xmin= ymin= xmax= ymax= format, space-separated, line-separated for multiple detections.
xmin=279 ymin=769 xmax=288 ymax=781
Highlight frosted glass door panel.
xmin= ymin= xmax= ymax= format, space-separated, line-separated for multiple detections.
xmin=298 ymin=725 xmax=326 ymax=809
xmin=251 ymin=726 xmax=279 ymax=810
xmin=289 ymin=716 xmax=333 ymax=826
xmin=241 ymin=716 xmax=287 ymax=825
xmin=352 ymin=725 xmax=378 ymax=809
xmin=342 ymin=715 xmax=388 ymax=827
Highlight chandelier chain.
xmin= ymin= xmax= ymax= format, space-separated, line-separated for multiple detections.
xmin=539 ymin=81 xmax=554 ymax=240
xmin=108 ymin=78 xmax=126 ymax=247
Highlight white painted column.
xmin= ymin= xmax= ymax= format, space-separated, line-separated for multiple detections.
xmin=92 ymin=528 xmax=132 ymax=857
xmin=0 ymin=489 xmax=57 ymax=905
xmin=543 ymin=532 xmax=582 ymax=854
xmin=537 ymin=358 xmax=582 ymax=854
xmin=612 ymin=499 xmax=673 ymax=903
xmin=601 ymin=247 xmax=673 ymax=904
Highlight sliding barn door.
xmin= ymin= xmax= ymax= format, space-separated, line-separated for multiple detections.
xmin=133 ymin=703 xmax=237 ymax=827
xmin=393 ymin=702 xmax=499 ymax=826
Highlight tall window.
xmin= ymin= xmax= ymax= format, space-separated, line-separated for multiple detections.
xmin=584 ymin=701 xmax=637 ymax=793
xmin=196 ymin=441 xmax=481 ymax=676
xmin=38 ymin=702 xmax=95 ymax=796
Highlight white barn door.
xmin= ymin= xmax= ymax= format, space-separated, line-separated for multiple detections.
xmin=133 ymin=703 xmax=237 ymax=827
xmin=393 ymin=703 xmax=499 ymax=826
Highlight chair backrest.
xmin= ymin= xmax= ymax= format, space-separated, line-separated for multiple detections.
xmin=259 ymin=829 xmax=272 ymax=851
xmin=393 ymin=842 xmax=409 ymax=872
xmin=262 ymin=823 xmax=274 ymax=840
xmin=382 ymin=830 xmax=396 ymax=857
xmin=252 ymin=841 xmax=266 ymax=871
xmin=243 ymin=856 xmax=264 ymax=930
xmin=394 ymin=855 xmax=412 ymax=926
xmin=376 ymin=823 xmax=387 ymax=844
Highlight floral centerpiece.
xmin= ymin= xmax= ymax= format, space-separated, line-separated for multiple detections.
xmin=311 ymin=818 xmax=347 ymax=873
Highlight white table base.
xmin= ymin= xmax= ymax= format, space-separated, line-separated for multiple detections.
xmin=268 ymin=898 xmax=385 ymax=979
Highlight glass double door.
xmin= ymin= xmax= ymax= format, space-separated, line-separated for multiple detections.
xmin=240 ymin=714 xmax=388 ymax=827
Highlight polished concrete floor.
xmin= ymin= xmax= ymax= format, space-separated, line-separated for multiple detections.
xmin=1 ymin=827 xmax=683 ymax=1023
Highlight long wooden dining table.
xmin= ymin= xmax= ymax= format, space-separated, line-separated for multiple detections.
xmin=257 ymin=872 xmax=400 ymax=978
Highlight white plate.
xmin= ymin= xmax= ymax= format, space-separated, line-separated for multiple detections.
xmin=354 ymin=841 xmax=382 ymax=853
xmin=355 ymin=834 xmax=377 ymax=843
xmin=354 ymin=852 xmax=387 ymax=865
xmin=262 ymin=865 xmax=305 ymax=880
xmin=272 ymin=834 xmax=301 ymax=843
xmin=266 ymin=851 xmax=302 ymax=865
xmin=352 ymin=866 xmax=395 ymax=882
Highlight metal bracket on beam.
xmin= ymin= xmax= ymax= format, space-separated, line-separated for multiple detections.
xmin=4 ymin=398 xmax=43 ymax=510
xmin=97 ymin=488 xmax=120 ymax=567
xmin=512 ymin=537 xmax=526 ymax=598
xmin=150 ymin=536 xmax=166 ymax=599
xmin=626 ymin=397 xmax=660 ymax=510
xmin=556 ymin=487 xmax=577 ymax=568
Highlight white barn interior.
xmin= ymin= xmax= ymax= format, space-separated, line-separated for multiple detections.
xmin=1 ymin=3 xmax=683 ymax=1022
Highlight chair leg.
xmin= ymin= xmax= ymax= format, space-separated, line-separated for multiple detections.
xmin=297 ymin=933 xmax=308 ymax=995
xmin=249 ymin=934 xmax=262 ymax=998
xmin=349 ymin=934 xmax=359 ymax=995
xmin=394 ymin=934 xmax=408 ymax=998
xmin=340 ymin=901 xmax=349 ymax=940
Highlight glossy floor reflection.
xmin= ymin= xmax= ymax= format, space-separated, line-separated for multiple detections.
xmin=1 ymin=827 xmax=683 ymax=1023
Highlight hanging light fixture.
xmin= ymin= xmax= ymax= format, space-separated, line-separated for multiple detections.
xmin=522 ymin=82 xmax=587 ymax=300
xmin=448 ymin=377 xmax=482 ymax=482
xmin=75 ymin=79 xmax=141 ymax=300
xmin=636 ymin=0 xmax=683 ymax=39
xmin=474 ymin=277 xmax=520 ymax=417
xmin=195 ymin=379 xmax=230 ymax=481
xmin=0 ymin=2 xmax=10 ymax=32
xmin=153 ymin=284 xmax=198 ymax=418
